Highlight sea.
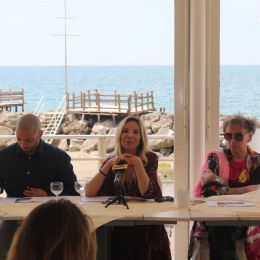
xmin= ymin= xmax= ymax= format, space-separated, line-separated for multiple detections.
xmin=0 ymin=65 xmax=259 ymax=119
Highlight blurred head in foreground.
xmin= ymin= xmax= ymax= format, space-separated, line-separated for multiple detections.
xmin=7 ymin=199 xmax=96 ymax=260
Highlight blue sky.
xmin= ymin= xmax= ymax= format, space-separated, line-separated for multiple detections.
xmin=0 ymin=0 xmax=173 ymax=66
xmin=0 ymin=0 xmax=259 ymax=66
xmin=221 ymin=0 xmax=260 ymax=65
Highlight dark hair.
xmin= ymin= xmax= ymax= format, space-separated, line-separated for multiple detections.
xmin=7 ymin=199 xmax=96 ymax=260
xmin=223 ymin=114 xmax=257 ymax=134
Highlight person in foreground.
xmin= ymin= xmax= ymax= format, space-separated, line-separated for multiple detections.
xmin=7 ymin=199 xmax=96 ymax=260
xmin=191 ymin=114 xmax=260 ymax=260
xmin=0 ymin=113 xmax=78 ymax=260
xmin=86 ymin=116 xmax=171 ymax=260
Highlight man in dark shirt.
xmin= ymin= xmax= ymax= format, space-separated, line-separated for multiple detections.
xmin=0 ymin=113 xmax=78 ymax=259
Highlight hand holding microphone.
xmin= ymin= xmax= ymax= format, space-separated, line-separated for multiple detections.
xmin=112 ymin=160 xmax=128 ymax=195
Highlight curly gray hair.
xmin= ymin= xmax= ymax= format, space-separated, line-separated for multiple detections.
xmin=223 ymin=114 xmax=257 ymax=134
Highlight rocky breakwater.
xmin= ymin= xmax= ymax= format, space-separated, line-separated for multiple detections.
xmin=0 ymin=111 xmax=259 ymax=158
xmin=58 ymin=112 xmax=175 ymax=160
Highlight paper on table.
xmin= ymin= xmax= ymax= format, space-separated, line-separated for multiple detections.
xmin=206 ymin=189 xmax=260 ymax=203
xmin=0 ymin=198 xmax=16 ymax=203
xmin=207 ymin=201 xmax=256 ymax=207
xmin=82 ymin=196 xmax=110 ymax=202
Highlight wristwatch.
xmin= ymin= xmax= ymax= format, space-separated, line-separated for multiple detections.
xmin=217 ymin=186 xmax=230 ymax=195
xmin=215 ymin=176 xmax=225 ymax=185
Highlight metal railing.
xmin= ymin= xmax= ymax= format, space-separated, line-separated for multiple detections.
xmin=33 ymin=96 xmax=45 ymax=116
xmin=43 ymin=95 xmax=66 ymax=135
xmin=0 ymin=133 xmax=174 ymax=163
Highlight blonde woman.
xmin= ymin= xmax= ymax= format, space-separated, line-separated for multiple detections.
xmin=7 ymin=199 xmax=96 ymax=260
xmin=86 ymin=116 xmax=171 ymax=260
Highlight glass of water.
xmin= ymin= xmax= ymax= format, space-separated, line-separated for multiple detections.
xmin=50 ymin=182 xmax=64 ymax=198
xmin=74 ymin=180 xmax=86 ymax=202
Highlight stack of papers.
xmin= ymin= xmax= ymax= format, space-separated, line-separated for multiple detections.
xmin=207 ymin=201 xmax=256 ymax=207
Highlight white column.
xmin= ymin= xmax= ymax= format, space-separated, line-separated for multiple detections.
xmin=205 ymin=0 xmax=220 ymax=152
xmin=189 ymin=0 xmax=207 ymax=191
xmin=174 ymin=0 xmax=190 ymax=259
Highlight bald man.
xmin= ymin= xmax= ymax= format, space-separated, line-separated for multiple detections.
xmin=0 ymin=113 xmax=78 ymax=259
xmin=0 ymin=113 xmax=77 ymax=197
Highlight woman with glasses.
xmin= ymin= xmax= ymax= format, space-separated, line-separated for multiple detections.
xmin=190 ymin=114 xmax=260 ymax=260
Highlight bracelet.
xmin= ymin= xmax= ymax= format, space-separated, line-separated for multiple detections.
xmin=216 ymin=176 xmax=225 ymax=185
xmin=99 ymin=168 xmax=107 ymax=177
xmin=217 ymin=186 xmax=230 ymax=195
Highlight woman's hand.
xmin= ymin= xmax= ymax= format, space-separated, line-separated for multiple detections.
xmin=103 ymin=156 xmax=125 ymax=173
xmin=201 ymin=169 xmax=216 ymax=185
xmin=121 ymin=153 xmax=142 ymax=168
xmin=121 ymin=154 xmax=149 ymax=195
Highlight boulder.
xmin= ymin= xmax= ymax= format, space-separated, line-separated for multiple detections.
xmin=61 ymin=119 xmax=89 ymax=135
xmin=68 ymin=139 xmax=83 ymax=152
xmin=151 ymin=114 xmax=174 ymax=133
xmin=91 ymin=120 xmax=113 ymax=134
xmin=106 ymin=127 xmax=117 ymax=153
xmin=149 ymin=127 xmax=174 ymax=150
xmin=81 ymin=138 xmax=98 ymax=153
xmin=0 ymin=125 xmax=14 ymax=147
xmin=0 ymin=111 xmax=21 ymax=130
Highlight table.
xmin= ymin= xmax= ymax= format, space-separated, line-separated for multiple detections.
xmin=0 ymin=196 xmax=184 ymax=260
xmin=1 ymin=195 xmax=260 ymax=260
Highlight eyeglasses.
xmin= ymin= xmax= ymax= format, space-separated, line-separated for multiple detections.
xmin=224 ymin=132 xmax=244 ymax=142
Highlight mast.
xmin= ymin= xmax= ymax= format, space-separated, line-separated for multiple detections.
xmin=53 ymin=0 xmax=79 ymax=96
xmin=64 ymin=0 xmax=68 ymax=95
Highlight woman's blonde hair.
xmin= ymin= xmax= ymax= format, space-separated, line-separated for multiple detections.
xmin=7 ymin=199 xmax=96 ymax=260
xmin=114 ymin=116 xmax=149 ymax=164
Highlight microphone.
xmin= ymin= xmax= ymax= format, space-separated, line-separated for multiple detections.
xmin=112 ymin=160 xmax=128 ymax=195
xmin=112 ymin=159 xmax=128 ymax=172
xmin=105 ymin=159 xmax=130 ymax=209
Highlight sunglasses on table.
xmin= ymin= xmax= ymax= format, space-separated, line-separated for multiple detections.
xmin=224 ymin=132 xmax=244 ymax=141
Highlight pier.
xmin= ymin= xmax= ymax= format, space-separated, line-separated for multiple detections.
xmin=0 ymin=89 xmax=24 ymax=112
xmin=66 ymin=90 xmax=155 ymax=122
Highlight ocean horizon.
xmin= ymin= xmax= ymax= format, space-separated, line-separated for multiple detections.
xmin=0 ymin=65 xmax=259 ymax=119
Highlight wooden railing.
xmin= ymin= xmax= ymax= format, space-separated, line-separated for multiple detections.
xmin=66 ymin=90 xmax=155 ymax=115
xmin=0 ymin=89 xmax=24 ymax=112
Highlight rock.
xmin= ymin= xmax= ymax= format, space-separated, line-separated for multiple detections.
xmin=58 ymin=139 xmax=69 ymax=151
xmin=0 ymin=125 xmax=14 ymax=147
xmin=0 ymin=111 xmax=21 ymax=130
xmin=141 ymin=112 xmax=161 ymax=122
xmin=146 ymin=129 xmax=153 ymax=135
xmin=81 ymin=138 xmax=98 ymax=153
xmin=92 ymin=120 xmax=113 ymax=134
xmin=149 ymin=127 xmax=174 ymax=150
xmin=61 ymin=119 xmax=89 ymax=134
xmin=106 ymin=127 xmax=117 ymax=153
xmin=160 ymin=148 xmax=173 ymax=156
xmin=68 ymin=139 xmax=84 ymax=152
xmin=151 ymin=114 xmax=174 ymax=133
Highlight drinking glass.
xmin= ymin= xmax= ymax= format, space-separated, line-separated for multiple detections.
xmin=50 ymin=182 xmax=64 ymax=198
xmin=74 ymin=180 xmax=86 ymax=202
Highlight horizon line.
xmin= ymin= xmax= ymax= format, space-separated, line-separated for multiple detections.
xmin=1 ymin=64 xmax=260 ymax=67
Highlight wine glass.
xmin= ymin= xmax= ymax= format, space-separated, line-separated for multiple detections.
xmin=50 ymin=182 xmax=64 ymax=198
xmin=74 ymin=180 xmax=86 ymax=203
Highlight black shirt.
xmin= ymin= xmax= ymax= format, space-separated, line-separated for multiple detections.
xmin=0 ymin=140 xmax=78 ymax=197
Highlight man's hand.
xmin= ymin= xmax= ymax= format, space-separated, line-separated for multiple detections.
xmin=244 ymin=185 xmax=259 ymax=193
xmin=201 ymin=169 xmax=217 ymax=185
xmin=23 ymin=188 xmax=48 ymax=197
